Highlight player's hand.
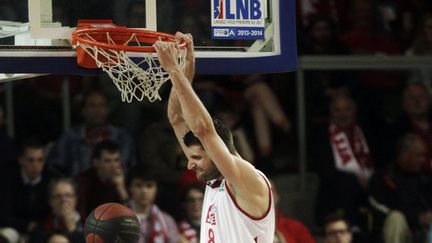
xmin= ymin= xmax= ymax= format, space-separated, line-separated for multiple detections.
xmin=175 ymin=32 xmax=195 ymax=82
xmin=175 ymin=32 xmax=194 ymax=61
xmin=153 ymin=41 xmax=180 ymax=73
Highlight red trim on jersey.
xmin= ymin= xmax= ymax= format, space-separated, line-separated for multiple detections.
xmin=225 ymin=174 xmax=273 ymax=221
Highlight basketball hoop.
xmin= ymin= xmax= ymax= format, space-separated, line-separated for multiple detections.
xmin=72 ymin=20 xmax=185 ymax=103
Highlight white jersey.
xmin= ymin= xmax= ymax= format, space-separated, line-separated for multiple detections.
xmin=200 ymin=172 xmax=275 ymax=243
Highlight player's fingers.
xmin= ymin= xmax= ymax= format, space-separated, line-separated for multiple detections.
xmin=153 ymin=41 xmax=165 ymax=54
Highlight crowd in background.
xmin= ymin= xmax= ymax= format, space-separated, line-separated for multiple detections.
xmin=1 ymin=0 xmax=432 ymax=242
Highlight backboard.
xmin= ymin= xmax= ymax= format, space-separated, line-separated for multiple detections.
xmin=0 ymin=0 xmax=297 ymax=75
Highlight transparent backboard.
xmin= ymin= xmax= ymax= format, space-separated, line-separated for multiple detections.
xmin=0 ymin=0 xmax=297 ymax=75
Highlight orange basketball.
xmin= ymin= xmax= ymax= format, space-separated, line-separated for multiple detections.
xmin=84 ymin=203 xmax=140 ymax=243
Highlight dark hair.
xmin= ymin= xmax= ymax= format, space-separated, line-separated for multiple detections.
xmin=18 ymin=138 xmax=45 ymax=156
xmin=324 ymin=213 xmax=350 ymax=230
xmin=81 ymin=89 xmax=108 ymax=110
xmin=91 ymin=140 xmax=120 ymax=160
xmin=183 ymin=119 xmax=237 ymax=154
xmin=48 ymin=178 xmax=77 ymax=198
xmin=180 ymin=183 xmax=205 ymax=202
xmin=126 ymin=166 xmax=159 ymax=188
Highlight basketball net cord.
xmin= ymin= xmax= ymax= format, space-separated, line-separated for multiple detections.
xmin=77 ymin=32 xmax=185 ymax=103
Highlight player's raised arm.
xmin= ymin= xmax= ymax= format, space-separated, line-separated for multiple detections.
xmin=167 ymin=33 xmax=195 ymax=154
xmin=154 ymin=35 xmax=270 ymax=217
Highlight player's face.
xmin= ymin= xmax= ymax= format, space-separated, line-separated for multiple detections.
xmin=186 ymin=145 xmax=221 ymax=181
xmin=324 ymin=221 xmax=352 ymax=243
xmin=19 ymin=148 xmax=45 ymax=180
xmin=129 ymin=179 xmax=157 ymax=207
xmin=185 ymin=188 xmax=204 ymax=221
xmin=49 ymin=182 xmax=77 ymax=215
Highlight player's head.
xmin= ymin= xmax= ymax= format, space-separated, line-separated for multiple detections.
xmin=127 ymin=168 xmax=158 ymax=208
xmin=183 ymin=119 xmax=236 ymax=181
xmin=324 ymin=214 xmax=352 ymax=243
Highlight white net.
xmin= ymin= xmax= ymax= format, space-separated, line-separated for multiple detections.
xmin=77 ymin=32 xmax=185 ymax=103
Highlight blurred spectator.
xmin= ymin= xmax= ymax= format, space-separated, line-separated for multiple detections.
xmin=375 ymin=0 xmax=400 ymax=38
xmin=47 ymin=90 xmax=135 ymax=177
xmin=301 ymin=14 xmax=351 ymax=56
xmin=138 ymin=117 xmax=183 ymax=185
xmin=313 ymin=95 xmax=375 ymax=229
xmin=300 ymin=14 xmax=354 ymax=126
xmin=341 ymin=0 xmax=400 ymax=55
xmin=126 ymin=168 xmax=180 ymax=243
xmin=392 ymin=82 xmax=432 ymax=170
xmin=12 ymin=76 xmax=85 ymax=144
xmin=296 ymin=0 xmax=351 ymax=32
xmin=137 ymin=114 xmax=186 ymax=218
xmin=369 ymin=134 xmax=432 ymax=243
xmin=406 ymin=12 xmax=432 ymax=93
xmin=396 ymin=0 xmax=432 ymax=48
xmin=213 ymin=101 xmax=255 ymax=163
xmin=324 ymin=214 xmax=353 ymax=243
xmin=75 ymin=141 xmax=129 ymax=217
xmin=29 ymin=178 xmax=85 ymax=243
xmin=193 ymin=74 xmax=290 ymax=169
xmin=242 ymin=75 xmax=291 ymax=158
xmin=341 ymin=0 xmax=401 ymax=109
xmin=178 ymin=183 xmax=205 ymax=243
xmin=271 ymin=180 xmax=315 ymax=243
xmin=0 ymin=105 xmax=17 ymax=167
xmin=0 ymin=139 xmax=57 ymax=234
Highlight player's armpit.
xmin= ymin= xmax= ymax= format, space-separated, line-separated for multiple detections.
xmin=199 ymin=132 xmax=270 ymax=216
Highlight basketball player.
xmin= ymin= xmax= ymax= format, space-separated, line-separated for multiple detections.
xmin=153 ymin=33 xmax=275 ymax=242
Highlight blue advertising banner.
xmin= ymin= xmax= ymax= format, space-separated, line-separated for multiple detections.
xmin=211 ymin=0 xmax=265 ymax=40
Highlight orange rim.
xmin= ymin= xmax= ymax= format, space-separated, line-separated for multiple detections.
xmin=74 ymin=27 xmax=184 ymax=52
